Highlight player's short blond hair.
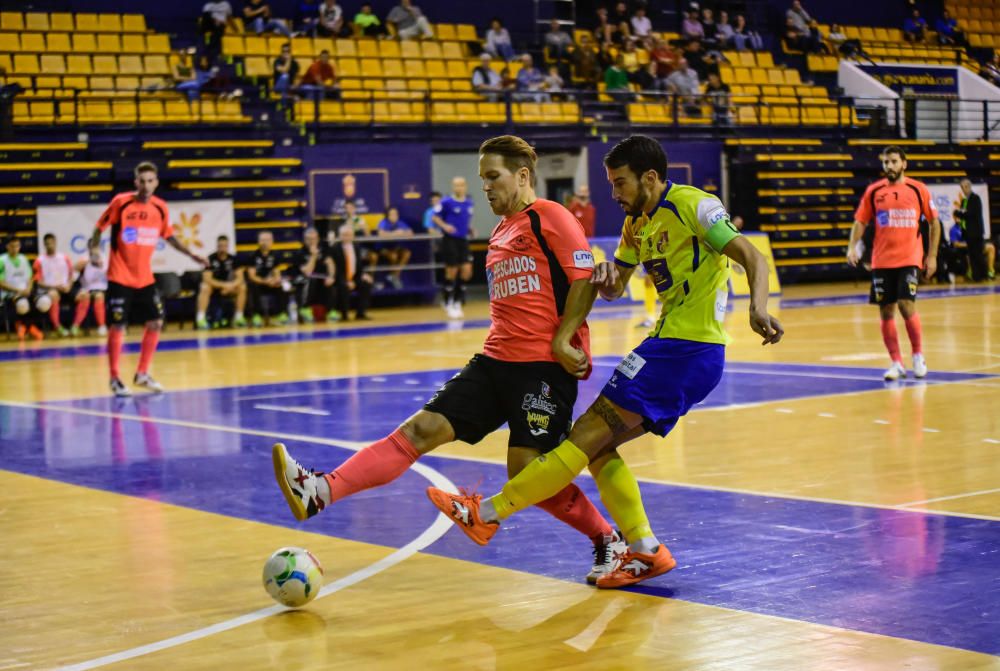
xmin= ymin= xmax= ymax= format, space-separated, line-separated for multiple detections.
xmin=479 ymin=135 xmax=537 ymax=186
xmin=134 ymin=161 xmax=158 ymax=177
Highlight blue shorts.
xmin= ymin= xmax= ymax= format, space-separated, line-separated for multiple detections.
xmin=601 ymin=337 xmax=725 ymax=437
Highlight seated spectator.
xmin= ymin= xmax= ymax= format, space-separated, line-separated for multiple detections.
xmin=246 ymin=231 xmax=290 ymax=326
xmin=197 ymin=235 xmax=246 ymax=329
xmin=0 ymin=237 xmax=44 ymax=341
xmin=297 ymin=0 xmax=320 ymax=35
xmin=290 ymin=227 xmax=335 ymax=322
xmin=330 ymin=223 xmax=373 ymax=321
xmin=715 ymin=11 xmax=735 ymax=48
xmin=272 ymin=43 xmax=299 ymax=97
xmin=620 ymin=40 xmax=643 ymax=82
xmin=387 ymin=0 xmax=433 ymax=40
xmin=317 ymin=0 xmax=347 ymax=37
xmin=341 ymin=199 xmax=379 ymax=268
xmin=682 ymin=10 xmax=704 ymax=41
xmin=903 ymin=10 xmax=927 ymax=43
xmin=544 ymin=19 xmax=573 ymax=63
xmin=631 ymin=6 xmax=652 ymax=38
xmin=704 ymin=72 xmax=731 ymax=125
xmin=984 ymin=53 xmax=1000 ymax=87
xmin=499 ymin=65 xmax=518 ymax=93
xmin=650 ymin=38 xmax=678 ymax=83
xmin=199 ymin=1 xmax=236 ymax=55
xmin=827 ymin=23 xmax=847 ymax=49
xmin=376 ymin=206 xmax=414 ymax=289
xmin=244 ymin=0 xmax=291 ymax=37
xmin=486 ymin=17 xmax=516 ymax=62
xmin=544 ymin=65 xmax=565 ymax=98
xmin=666 ymin=57 xmax=701 ymax=115
xmin=71 ymin=239 xmax=108 ymax=336
xmin=516 ymin=54 xmax=549 ymax=102
xmin=611 ymin=1 xmax=631 ymax=29
xmin=786 ymin=0 xmax=823 ymax=52
xmin=684 ymin=39 xmax=717 ymax=81
xmin=784 ymin=19 xmax=807 ymax=52
xmin=352 ymin=3 xmax=386 ymax=37
xmin=32 ymin=233 xmax=73 ymax=337
xmin=571 ymin=33 xmax=602 ymax=88
xmin=700 ymin=8 xmax=718 ymax=45
xmin=472 ymin=53 xmax=503 ymax=98
xmin=936 ymin=10 xmax=967 ymax=47
xmin=732 ymin=14 xmax=763 ymax=51
xmin=174 ymin=49 xmax=202 ymax=101
xmin=593 ymin=7 xmax=617 ymax=47
xmin=604 ymin=58 xmax=632 ymax=102
xmin=631 ymin=60 xmax=659 ymax=92
xmin=423 ymin=191 xmax=442 ymax=232
xmin=299 ymin=50 xmax=339 ymax=100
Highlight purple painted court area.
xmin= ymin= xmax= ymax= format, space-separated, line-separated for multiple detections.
xmin=1 ymin=362 xmax=998 ymax=655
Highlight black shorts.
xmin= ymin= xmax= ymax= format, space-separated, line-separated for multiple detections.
xmin=440 ymin=236 xmax=471 ymax=267
xmin=107 ymin=281 xmax=165 ymax=325
xmin=869 ymin=266 xmax=919 ymax=306
xmin=424 ymin=354 xmax=578 ymax=452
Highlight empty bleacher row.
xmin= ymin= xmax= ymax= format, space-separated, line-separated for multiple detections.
xmin=726 ymin=139 xmax=995 ymax=282
xmin=947 ymin=0 xmax=1000 ymax=49
xmin=807 ymin=24 xmax=969 ymax=74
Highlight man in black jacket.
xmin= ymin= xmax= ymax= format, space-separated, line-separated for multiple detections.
xmin=954 ymin=179 xmax=994 ymax=280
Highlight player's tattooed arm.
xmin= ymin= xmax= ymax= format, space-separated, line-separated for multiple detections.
xmin=591 ymin=396 xmax=630 ymax=437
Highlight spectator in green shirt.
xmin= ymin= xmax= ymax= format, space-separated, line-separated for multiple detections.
xmin=353 ymin=3 xmax=386 ymax=37
xmin=604 ymin=57 xmax=632 ymax=102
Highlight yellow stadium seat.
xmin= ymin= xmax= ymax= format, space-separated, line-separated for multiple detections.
xmin=40 ymin=54 xmax=66 ymax=75
xmin=144 ymin=55 xmax=170 ymax=75
xmin=441 ymin=42 xmax=464 ymax=60
xmin=737 ymin=106 xmax=758 ymax=124
xmin=123 ymin=14 xmax=147 ymax=32
xmin=295 ymin=99 xmax=316 ymax=121
xmin=407 ymin=78 xmax=428 ymax=91
xmin=12 ymin=100 xmax=29 ymax=122
xmin=0 ymin=12 xmax=24 ymax=31
xmin=313 ymin=100 xmax=338 ymax=122
xmin=146 ymin=34 xmax=170 ymax=54
xmin=76 ymin=13 xmax=99 ymax=32
xmin=431 ymin=101 xmax=458 ymax=122
xmin=429 ymin=78 xmax=450 ymax=91
xmin=29 ymin=100 xmax=56 ymax=124
xmin=338 ymin=58 xmax=360 ymax=77
xmin=97 ymin=34 xmax=122 ymax=53
xmin=399 ymin=40 xmax=421 ymax=60
xmin=873 ymin=27 xmax=890 ymax=42
xmin=455 ymin=24 xmax=477 ymax=41
xmin=73 ymin=34 xmax=98 ymax=53
xmin=360 ymin=58 xmax=382 ymax=77
xmin=13 ymin=54 xmax=40 ymax=74
xmin=362 ymin=78 xmax=384 ymax=91
xmin=216 ymin=100 xmax=247 ymax=122
xmin=335 ymin=39 xmax=356 ymax=57
xmin=118 ymin=55 xmax=143 ymax=75
xmin=112 ymin=99 xmax=137 ymax=122
xmin=738 ymin=52 xmax=755 ymax=67
xmin=382 ymin=58 xmax=404 ymax=78
xmin=0 ymin=33 xmax=19 ymax=52
xmin=756 ymin=52 xmax=775 ymax=68
xmin=24 ymin=12 xmax=48 ymax=31
xmin=165 ymin=99 xmax=194 ymax=122
xmin=559 ymin=102 xmax=580 ymax=122
xmin=294 ymin=57 xmax=310 ymax=74
xmin=35 ymin=75 xmax=60 ymax=89
xmin=783 ymin=69 xmax=802 ymax=85
xmin=139 ymin=99 xmax=166 ymax=122
xmin=223 ymin=35 xmax=246 ymax=55
xmin=98 ymin=14 xmax=122 ymax=33
xmin=435 ymin=24 xmax=456 ymax=41
xmin=116 ymin=75 xmax=140 ymax=90
xmin=379 ymin=41 xmax=400 ymax=58
xmin=478 ymin=102 xmax=505 ymax=122
xmin=291 ymin=37 xmax=315 ymax=57
xmin=122 ymin=34 xmax=146 ymax=53
xmin=342 ymin=101 xmax=371 ymax=122
xmin=93 ymin=55 xmax=118 ymax=75
xmin=421 ymin=42 xmax=442 ymax=59
xmin=455 ymin=101 xmax=477 ymax=121
xmin=47 ymin=33 xmax=71 ymax=52
xmin=243 ymin=56 xmax=270 ymax=78
xmin=62 ymin=75 xmax=87 ymax=90
xmin=405 ymin=60 xmax=426 ymax=78
xmin=446 ymin=60 xmax=468 ymax=79
xmin=81 ymin=99 xmax=113 ymax=122
xmin=767 ymin=69 xmax=784 ymax=84
xmin=20 ymin=33 xmax=45 ymax=52
xmin=357 ymin=39 xmax=378 ymax=58
xmin=265 ymin=36 xmax=286 ymax=55
xmin=244 ymin=36 xmax=268 ymax=55
xmin=87 ymin=75 xmax=113 ymax=91
xmin=425 ymin=59 xmax=446 ymax=78
xmin=50 ymin=13 xmax=73 ymax=32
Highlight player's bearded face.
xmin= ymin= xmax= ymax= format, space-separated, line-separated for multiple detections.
xmin=479 ymin=154 xmax=522 ymax=216
xmin=882 ymin=155 xmax=905 ymax=182
xmin=135 ymin=172 xmax=159 ymax=198
xmin=607 ymin=165 xmax=647 ymax=217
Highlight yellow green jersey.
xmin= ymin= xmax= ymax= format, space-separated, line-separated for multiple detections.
xmin=614 ymin=181 xmax=740 ymax=345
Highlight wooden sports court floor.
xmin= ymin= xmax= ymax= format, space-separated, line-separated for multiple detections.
xmin=1 ymin=282 xmax=998 ymax=670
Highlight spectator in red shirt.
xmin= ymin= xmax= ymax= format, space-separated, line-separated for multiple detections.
xmin=298 ymin=50 xmax=339 ymax=100
xmin=568 ymin=185 xmax=596 ymax=237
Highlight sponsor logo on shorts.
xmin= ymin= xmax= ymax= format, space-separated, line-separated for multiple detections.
xmin=522 ymin=392 xmax=558 ymax=414
xmin=906 ymin=269 xmax=919 ymax=296
xmin=615 ymin=352 xmax=647 ymax=379
xmin=573 ymin=250 xmax=595 ymax=268
xmin=526 ymin=410 xmax=551 ymax=436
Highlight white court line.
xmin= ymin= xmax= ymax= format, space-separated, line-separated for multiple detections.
xmin=896 ymin=487 xmax=1000 ymax=508
xmin=54 ymin=433 xmax=458 ymax=670
xmin=235 ymin=388 xmax=439 ymax=402
xmin=253 ymin=403 xmax=330 ymax=416
xmin=4 ymin=399 xmax=999 ymax=526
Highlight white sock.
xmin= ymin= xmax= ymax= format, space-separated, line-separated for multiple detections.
xmin=234 ymin=311 xmax=243 ymax=319
xmin=196 ymin=311 xmax=205 ymax=320
xmin=316 ymin=475 xmax=332 ymax=505
xmin=630 ymin=536 xmax=661 ymax=554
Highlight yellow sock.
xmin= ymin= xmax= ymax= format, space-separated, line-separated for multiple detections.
xmin=643 ymin=281 xmax=658 ymax=320
xmin=594 ymin=455 xmax=653 ymax=542
xmin=490 ymin=440 xmax=589 ymax=520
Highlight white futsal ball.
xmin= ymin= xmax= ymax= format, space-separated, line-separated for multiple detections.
xmin=35 ymin=294 xmax=52 ymax=312
xmin=15 ymin=297 xmax=29 ymax=315
xmin=262 ymin=547 xmax=324 ymax=608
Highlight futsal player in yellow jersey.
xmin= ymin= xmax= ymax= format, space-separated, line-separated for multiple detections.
xmin=429 ymin=135 xmax=784 ymax=588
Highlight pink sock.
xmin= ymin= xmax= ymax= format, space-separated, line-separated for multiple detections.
xmin=535 ymin=483 xmax=614 ymax=543
xmin=137 ymin=327 xmax=160 ymax=374
xmin=48 ymin=300 xmax=61 ymax=329
xmin=881 ymin=318 xmax=902 ymax=363
xmin=108 ymin=328 xmax=124 ymax=379
xmin=93 ymin=298 xmax=106 ymax=326
xmin=323 ymin=429 xmax=420 ymax=504
xmin=904 ymin=313 xmax=922 ymax=355
xmin=73 ymin=298 xmax=90 ymax=327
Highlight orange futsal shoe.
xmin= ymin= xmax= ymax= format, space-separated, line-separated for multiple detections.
xmin=28 ymin=325 xmax=43 ymax=340
xmin=595 ymin=545 xmax=677 ymax=589
xmin=15 ymin=323 xmax=26 ymax=340
xmin=426 ymin=487 xmax=499 ymax=546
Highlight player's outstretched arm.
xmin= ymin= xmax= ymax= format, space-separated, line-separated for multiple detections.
xmin=552 ymin=278 xmax=598 ymax=378
xmin=722 ymin=236 xmax=783 ymax=346
xmin=165 ymin=236 xmax=208 ymax=267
